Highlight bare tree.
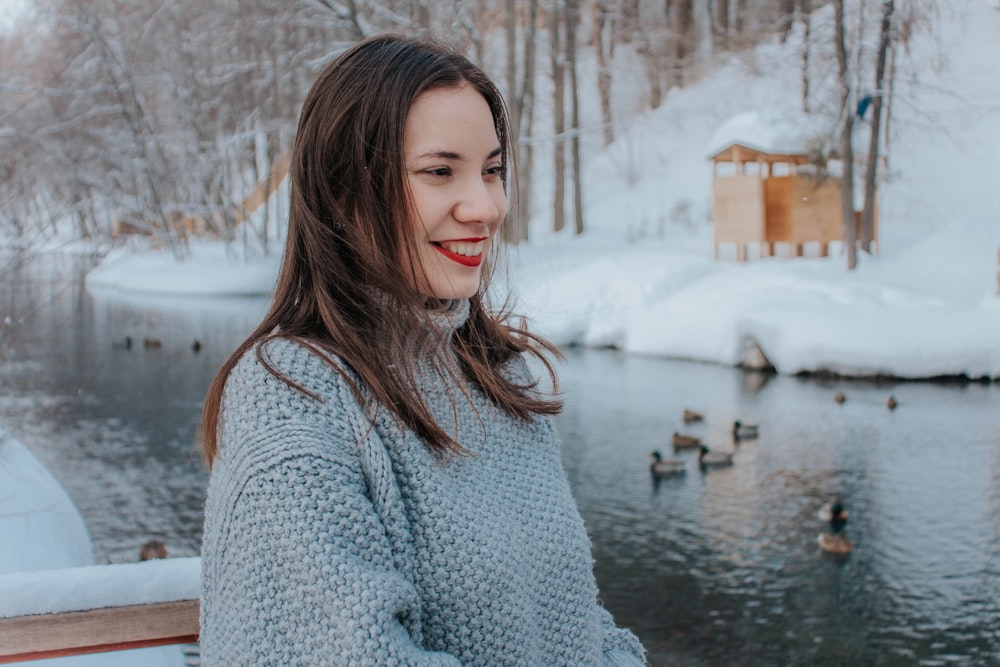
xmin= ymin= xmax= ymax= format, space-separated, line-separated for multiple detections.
xmin=516 ymin=0 xmax=539 ymax=241
xmin=859 ymin=0 xmax=893 ymax=253
xmin=549 ymin=0 xmax=568 ymax=232
xmin=666 ymin=0 xmax=692 ymax=88
xmin=834 ymin=0 xmax=857 ymax=270
xmin=693 ymin=0 xmax=713 ymax=62
xmin=592 ymin=1 xmax=614 ymax=146
xmin=799 ymin=0 xmax=811 ymax=113
xmin=566 ymin=0 xmax=584 ymax=234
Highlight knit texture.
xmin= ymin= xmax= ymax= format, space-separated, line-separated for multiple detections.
xmin=200 ymin=300 xmax=647 ymax=666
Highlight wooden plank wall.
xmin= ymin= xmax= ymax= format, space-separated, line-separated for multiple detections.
xmin=764 ymin=176 xmax=793 ymax=242
xmin=789 ymin=175 xmax=843 ymax=244
xmin=712 ymin=173 xmax=765 ymax=244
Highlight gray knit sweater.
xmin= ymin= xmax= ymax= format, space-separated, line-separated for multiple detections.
xmin=200 ymin=300 xmax=647 ymax=666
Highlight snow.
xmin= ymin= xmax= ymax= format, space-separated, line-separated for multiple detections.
xmin=86 ymin=241 xmax=281 ymax=297
xmin=706 ymin=109 xmax=830 ymax=158
xmin=0 ymin=428 xmax=93 ymax=574
xmin=0 ymin=558 xmax=200 ymax=619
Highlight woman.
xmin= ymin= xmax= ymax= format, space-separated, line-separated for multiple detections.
xmin=199 ymin=34 xmax=647 ymax=666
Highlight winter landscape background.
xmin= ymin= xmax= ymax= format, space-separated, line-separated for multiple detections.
xmin=1 ymin=0 xmax=999 ymax=665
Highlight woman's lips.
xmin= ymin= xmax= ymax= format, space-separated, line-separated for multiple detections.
xmin=433 ymin=238 xmax=486 ymax=267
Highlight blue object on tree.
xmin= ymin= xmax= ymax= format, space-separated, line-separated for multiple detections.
xmin=856 ymin=95 xmax=873 ymax=119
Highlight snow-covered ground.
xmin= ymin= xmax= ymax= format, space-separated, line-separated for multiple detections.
xmin=85 ymin=0 xmax=1000 ymax=381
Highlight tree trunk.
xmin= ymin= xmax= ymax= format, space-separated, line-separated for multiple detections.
xmin=693 ymin=0 xmax=713 ymax=63
xmin=834 ymin=0 xmax=857 ymax=269
xmin=503 ymin=0 xmax=519 ymax=244
xmin=860 ymin=0 xmax=894 ymax=253
xmin=799 ymin=0 xmax=811 ymax=113
xmin=734 ymin=0 xmax=746 ymax=35
xmin=666 ymin=0 xmax=687 ymax=88
xmin=550 ymin=0 xmax=567 ymax=232
xmin=566 ymin=0 xmax=584 ymax=235
xmin=517 ymin=0 xmax=539 ymax=242
xmin=617 ymin=0 xmax=639 ymax=43
xmin=778 ymin=0 xmax=796 ymax=42
xmin=505 ymin=0 xmax=518 ymax=134
xmin=883 ymin=41 xmax=896 ymax=162
xmin=640 ymin=34 xmax=663 ymax=109
xmin=715 ymin=0 xmax=730 ymax=49
xmin=592 ymin=1 xmax=614 ymax=146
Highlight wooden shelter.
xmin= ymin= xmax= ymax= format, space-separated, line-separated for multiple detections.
xmin=708 ymin=114 xmax=876 ymax=261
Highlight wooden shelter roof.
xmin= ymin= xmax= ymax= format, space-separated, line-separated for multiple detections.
xmin=709 ymin=142 xmax=814 ymax=164
xmin=707 ymin=110 xmax=830 ymax=164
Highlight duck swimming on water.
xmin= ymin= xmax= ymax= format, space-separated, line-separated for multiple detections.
xmin=817 ymin=533 xmax=853 ymax=555
xmin=698 ymin=445 xmax=734 ymax=468
xmin=682 ymin=409 xmax=704 ymax=424
xmin=732 ymin=420 xmax=759 ymax=440
xmin=818 ymin=501 xmax=848 ymax=528
xmin=672 ymin=432 xmax=702 ymax=449
xmin=648 ymin=451 xmax=686 ymax=477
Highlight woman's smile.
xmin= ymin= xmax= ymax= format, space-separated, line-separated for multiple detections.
xmin=432 ymin=237 xmax=488 ymax=266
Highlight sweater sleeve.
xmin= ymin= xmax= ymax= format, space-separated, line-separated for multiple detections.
xmin=506 ymin=356 xmax=649 ymax=666
xmin=200 ymin=350 xmax=462 ymax=666
xmin=598 ymin=604 xmax=648 ymax=666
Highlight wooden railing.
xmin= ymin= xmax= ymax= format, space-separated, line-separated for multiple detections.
xmin=0 ymin=558 xmax=200 ymax=664
xmin=0 ymin=599 xmax=199 ymax=663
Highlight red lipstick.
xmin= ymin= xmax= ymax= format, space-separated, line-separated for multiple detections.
xmin=433 ymin=238 xmax=486 ymax=267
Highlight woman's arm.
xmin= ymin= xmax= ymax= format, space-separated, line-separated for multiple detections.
xmin=200 ymin=342 xmax=462 ymax=666
xmin=202 ymin=434 xmax=461 ymax=666
xmin=598 ymin=604 xmax=648 ymax=666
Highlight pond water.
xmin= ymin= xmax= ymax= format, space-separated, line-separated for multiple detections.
xmin=2 ymin=250 xmax=999 ymax=666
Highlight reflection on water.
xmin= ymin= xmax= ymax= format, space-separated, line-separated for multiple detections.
xmin=2 ymin=251 xmax=1000 ymax=665
xmin=553 ymin=348 xmax=1000 ymax=666
xmin=0 ymin=251 xmax=267 ymax=562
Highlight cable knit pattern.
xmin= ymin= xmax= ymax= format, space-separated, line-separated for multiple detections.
xmin=200 ymin=300 xmax=647 ymax=666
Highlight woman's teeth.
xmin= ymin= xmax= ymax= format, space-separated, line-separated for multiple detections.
xmin=439 ymin=240 xmax=484 ymax=256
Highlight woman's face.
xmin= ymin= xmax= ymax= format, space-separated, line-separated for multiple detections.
xmin=402 ymin=83 xmax=506 ymax=300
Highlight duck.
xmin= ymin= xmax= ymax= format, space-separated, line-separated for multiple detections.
xmin=682 ymin=409 xmax=704 ymax=424
xmin=698 ymin=445 xmax=734 ymax=468
xmin=886 ymin=395 xmax=898 ymax=410
xmin=817 ymin=532 xmax=853 ymax=555
xmin=833 ymin=391 xmax=846 ymax=404
xmin=672 ymin=432 xmax=703 ymax=449
xmin=139 ymin=539 xmax=168 ymax=561
xmin=649 ymin=450 xmax=686 ymax=476
xmin=817 ymin=501 xmax=849 ymax=527
xmin=111 ymin=336 xmax=133 ymax=350
xmin=143 ymin=337 xmax=162 ymax=349
xmin=732 ymin=420 xmax=759 ymax=440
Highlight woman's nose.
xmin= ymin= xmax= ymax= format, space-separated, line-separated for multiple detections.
xmin=454 ymin=178 xmax=504 ymax=224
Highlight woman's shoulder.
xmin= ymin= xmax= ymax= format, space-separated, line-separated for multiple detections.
xmin=215 ymin=338 xmax=371 ymax=473
xmin=228 ymin=336 xmax=355 ymax=398
xmin=222 ymin=337 xmax=365 ymax=433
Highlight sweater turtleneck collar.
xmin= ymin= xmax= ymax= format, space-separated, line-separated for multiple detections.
xmin=425 ymin=298 xmax=471 ymax=335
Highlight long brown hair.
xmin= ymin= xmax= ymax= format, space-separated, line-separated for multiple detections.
xmin=200 ymin=34 xmax=561 ymax=467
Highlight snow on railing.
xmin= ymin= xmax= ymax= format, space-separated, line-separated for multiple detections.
xmin=0 ymin=558 xmax=199 ymax=663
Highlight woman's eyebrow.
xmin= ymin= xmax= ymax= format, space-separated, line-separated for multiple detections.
xmin=419 ymin=150 xmax=461 ymax=160
xmin=416 ymin=147 xmax=503 ymax=161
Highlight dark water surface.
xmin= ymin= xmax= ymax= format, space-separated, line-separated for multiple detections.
xmin=2 ymin=251 xmax=999 ymax=666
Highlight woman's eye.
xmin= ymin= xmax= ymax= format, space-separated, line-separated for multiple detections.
xmin=484 ymin=164 xmax=504 ymax=177
xmin=427 ymin=167 xmax=451 ymax=177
